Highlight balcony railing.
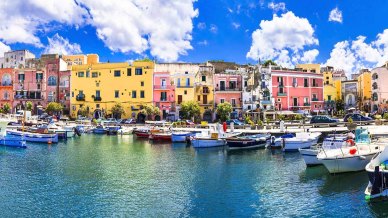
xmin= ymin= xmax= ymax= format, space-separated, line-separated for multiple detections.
xmin=311 ymin=98 xmax=319 ymax=101
xmin=94 ymin=96 xmax=102 ymax=101
xmin=14 ymin=95 xmax=42 ymax=100
xmin=1 ymin=82 xmax=12 ymax=86
xmin=278 ymin=92 xmax=287 ymax=96
xmin=215 ymin=87 xmax=242 ymax=92
xmin=176 ymin=85 xmax=193 ymax=88
xmin=76 ymin=94 xmax=85 ymax=101
xmin=154 ymin=85 xmax=172 ymax=89
xmin=261 ymin=100 xmax=272 ymax=105
xmin=303 ymin=103 xmax=311 ymax=106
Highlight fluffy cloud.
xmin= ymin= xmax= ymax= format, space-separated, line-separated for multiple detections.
xmin=197 ymin=22 xmax=206 ymax=30
xmin=247 ymin=11 xmax=319 ymax=67
xmin=325 ymin=29 xmax=388 ymax=75
xmin=0 ymin=0 xmax=86 ymax=46
xmin=0 ymin=0 xmax=198 ymax=62
xmin=329 ymin=7 xmax=343 ymax=23
xmin=0 ymin=41 xmax=11 ymax=57
xmin=268 ymin=2 xmax=286 ymax=13
xmin=43 ymin=34 xmax=82 ymax=55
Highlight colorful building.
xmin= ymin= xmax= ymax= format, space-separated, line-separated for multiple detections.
xmin=296 ymin=64 xmax=321 ymax=73
xmin=195 ymin=65 xmax=215 ymax=122
xmin=0 ymin=68 xmax=15 ymax=110
xmin=323 ymin=71 xmax=337 ymax=110
xmin=356 ymin=69 xmax=372 ymax=112
xmin=371 ymin=67 xmax=388 ymax=112
xmin=341 ymin=80 xmax=358 ymax=109
xmin=153 ymin=71 xmax=175 ymax=120
xmin=62 ymin=54 xmax=99 ymax=70
xmin=70 ymin=61 xmax=154 ymax=121
xmin=242 ymin=66 xmax=261 ymax=111
xmin=270 ymin=68 xmax=324 ymax=112
xmin=1 ymin=50 xmax=35 ymax=69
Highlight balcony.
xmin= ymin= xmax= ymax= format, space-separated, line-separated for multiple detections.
xmin=277 ymin=92 xmax=287 ymax=96
xmin=76 ymin=94 xmax=85 ymax=101
xmin=311 ymin=98 xmax=319 ymax=101
xmin=176 ymin=85 xmax=193 ymax=88
xmin=303 ymin=103 xmax=311 ymax=106
xmin=232 ymin=104 xmax=242 ymax=108
xmin=14 ymin=95 xmax=42 ymax=100
xmin=94 ymin=96 xmax=102 ymax=101
xmin=261 ymin=100 xmax=272 ymax=105
xmin=154 ymin=85 xmax=172 ymax=90
xmin=215 ymin=87 xmax=242 ymax=92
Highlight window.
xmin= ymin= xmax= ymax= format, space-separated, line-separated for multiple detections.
xmin=36 ymin=73 xmax=43 ymax=80
xmin=161 ymin=92 xmax=167 ymax=101
xmin=304 ymin=97 xmax=309 ymax=103
xmin=115 ymin=90 xmax=119 ymax=98
xmin=244 ymin=80 xmax=248 ymax=87
xmin=184 ymin=90 xmax=187 ymax=95
xmin=197 ymin=95 xmax=200 ymax=101
xmin=92 ymin=72 xmax=98 ymax=78
xmin=37 ymin=84 xmax=41 ymax=90
xmin=312 ymin=79 xmax=317 ymax=87
xmin=132 ymin=91 xmax=137 ymax=98
xmin=220 ymin=99 xmax=225 ymax=103
xmin=292 ymin=78 xmax=297 ymax=87
xmin=304 ymin=78 xmax=308 ymax=87
xmin=141 ymin=81 xmax=144 ymax=86
xmin=325 ymin=81 xmax=329 ymax=85
xmin=127 ymin=68 xmax=132 ymax=76
xmin=186 ymin=78 xmax=190 ymax=86
xmin=202 ymin=75 xmax=206 ymax=82
xmin=135 ymin=68 xmax=142 ymax=75
xmin=312 ymin=94 xmax=317 ymax=101
xmin=177 ymin=78 xmax=181 ymax=87
xmin=161 ymin=79 xmax=167 ymax=87
xmin=328 ymin=95 xmax=332 ymax=101
xmin=96 ymin=104 xmax=100 ymax=108
xmin=185 ymin=71 xmax=188 ymax=74
xmin=114 ymin=70 xmax=121 ymax=77
xmin=86 ymin=71 xmax=90 ymax=77
xmin=18 ymin=74 xmax=25 ymax=81
xmin=231 ymin=99 xmax=236 ymax=107
xmin=96 ymin=90 xmax=100 ymax=97
xmin=78 ymin=71 xmax=84 ymax=77
xmin=140 ymin=91 xmax=145 ymax=98
xmin=72 ymin=92 xmax=74 ymax=97
xmin=48 ymin=76 xmax=57 ymax=86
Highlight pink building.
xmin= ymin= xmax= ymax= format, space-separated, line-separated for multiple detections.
xmin=0 ymin=68 xmax=15 ymax=111
xmin=271 ymin=70 xmax=324 ymax=112
xmin=214 ymin=73 xmax=243 ymax=119
xmin=153 ymin=72 xmax=175 ymax=120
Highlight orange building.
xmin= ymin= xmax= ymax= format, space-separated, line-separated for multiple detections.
xmin=0 ymin=68 xmax=15 ymax=110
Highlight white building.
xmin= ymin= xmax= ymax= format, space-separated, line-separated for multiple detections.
xmin=242 ymin=66 xmax=260 ymax=111
xmin=258 ymin=66 xmax=274 ymax=110
xmin=1 ymin=50 xmax=35 ymax=69
xmin=371 ymin=67 xmax=388 ymax=112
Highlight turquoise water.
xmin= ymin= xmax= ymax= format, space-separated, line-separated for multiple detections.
xmin=0 ymin=133 xmax=388 ymax=217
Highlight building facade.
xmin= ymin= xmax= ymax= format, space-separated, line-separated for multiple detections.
xmin=1 ymin=50 xmax=35 ymax=69
xmin=70 ymin=61 xmax=154 ymax=121
xmin=242 ymin=66 xmax=261 ymax=111
xmin=62 ymin=54 xmax=99 ymax=70
xmin=0 ymin=68 xmax=15 ymax=110
xmin=371 ymin=67 xmax=388 ymax=112
xmin=356 ymin=69 xmax=372 ymax=112
xmin=195 ymin=65 xmax=215 ymax=122
xmin=341 ymin=80 xmax=358 ymax=109
xmin=153 ymin=71 xmax=175 ymax=120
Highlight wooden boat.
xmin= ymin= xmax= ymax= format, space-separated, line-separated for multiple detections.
xmin=6 ymin=129 xmax=58 ymax=144
xmin=226 ymin=134 xmax=270 ymax=150
xmin=0 ymin=135 xmax=27 ymax=148
xmin=149 ymin=132 xmax=172 ymax=141
xmin=171 ymin=131 xmax=192 ymax=142
xmin=133 ymin=128 xmax=151 ymax=138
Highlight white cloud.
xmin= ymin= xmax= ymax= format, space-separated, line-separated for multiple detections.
xmin=227 ymin=7 xmax=233 ymax=13
xmin=325 ymin=29 xmax=388 ymax=75
xmin=301 ymin=49 xmax=319 ymax=63
xmin=43 ymin=33 xmax=82 ymax=55
xmin=197 ymin=22 xmax=206 ymax=30
xmin=210 ymin=24 xmax=218 ymax=33
xmin=0 ymin=0 xmax=198 ymax=62
xmin=247 ymin=11 xmax=319 ymax=68
xmin=0 ymin=0 xmax=86 ymax=46
xmin=232 ymin=22 xmax=240 ymax=29
xmin=198 ymin=40 xmax=208 ymax=46
xmin=329 ymin=7 xmax=343 ymax=23
xmin=268 ymin=2 xmax=286 ymax=13
xmin=0 ymin=41 xmax=11 ymax=57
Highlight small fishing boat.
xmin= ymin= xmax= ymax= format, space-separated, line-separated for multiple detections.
xmin=0 ymin=135 xmax=27 ymax=148
xmin=172 ymin=131 xmax=192 ymax=142
xmin=191 ymin=124 xmax=239 ymax=148
xmin=106 ymin=126 xmax=120 ymax=135
xmin=117 ymin=126 xmax=133 ymax=135
xmin=6 ymin=129 xmax=58 ymax=144
xmin=47 ymin=122 xmax=75 ymax=138
xmin=149 ymin=132 xmax=172 ymax=141
xmin=226 ymin=134 xmax=270 ymax=150
xmin=267 ymin=133 xmax=294 ymax=149
xmin=365 ymin=147 xmax=388 ymax=200
xmin=92 ymin=125 xmax=107 ymax=134
xmin=133 ymin=128 xmax=151 ymax=138
xmin=317 ymin=128 xmax=382 ymax=173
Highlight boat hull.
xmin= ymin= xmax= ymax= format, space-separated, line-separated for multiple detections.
xmin=226 ymin=139 xmax=267 ymax=150
xmin=149 ymin=134 xmax=172 ymax=141
xmin=320 ymin=153 xmax=375 ymax=173
xmin=283 ymin=138 xmax=318 ymax=152
xmin=6 ymin=130 xmax=58 ymax=143
xmin=299 ymin=148 xmax=321 ymax=166
xmin=191 ymin=138 xmax=225 ymax=148
xmin=134 ymin=131 xmax=150 ymax=138
xmin=172 ymin=133 xmax=191 ymax=142
xmin=0 ymin=136 xmax=27 ymax=148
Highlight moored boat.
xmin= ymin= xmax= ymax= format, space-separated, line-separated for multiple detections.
xmin=171 ymin=132 xmax=192 ymax=142
xmin=133 ymin=128 xmax=151 ymax=138
xmin=365 ymin=147 xmax=388 ymax=200
xmin=92 ymin=125 xmax=107 ymax=134
xmin=281 ymin=132 xmax=321 ymax=152
xmin=6 ymin=129 xmax=58 ymax=143
xmin=226 ymin=134 xmax=270 ymax=150
xmin=0 ymin=135 xmax=27 ymax=148
xmin=149 ymin=132 xmax=172 ymax=141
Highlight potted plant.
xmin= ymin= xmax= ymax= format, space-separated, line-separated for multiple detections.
xmin=376 ymin=114 xmax=383 ymax=125
xmin=346 ymin=117 xmax=357 ymax=131
xmin=257 ymin=120 xmax=264 ymax=130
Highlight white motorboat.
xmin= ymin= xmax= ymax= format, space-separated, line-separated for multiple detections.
xmin=190 ymin=124 xmax=238 ymax=148
xmin=117 ymin=126 xmax=134 ymax=135
xmin=47 ymin=122 xmax=75 ymax=138
xmin=281 ymin=132 xmax=321 ymax=152
xmin=365 ymin=147 xmax=388 ymax=200
xmin=299 ymin=135 xmax=349 ymax=166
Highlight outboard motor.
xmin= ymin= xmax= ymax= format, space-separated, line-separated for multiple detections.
xmin=271 ymin=136 xmax=276 ymax=146
xmin=74 ymin=127 xmax=82 ymax=136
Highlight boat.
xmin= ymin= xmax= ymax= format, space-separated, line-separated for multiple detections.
xmin=299 ymin=134 xmax=350 ymax=166
xmin=92 ymin=125 xmax=107 ymax=134
xmin=47 ymin=122 xmax=75 ymax=138
xmin=149 ymin=132 xmax=172 ymax=141
xmin=0 ymin=135 xmax=27 ymax=148
xmin=274 ymin=132 xmax=321 ymax=152
xmin=6 ymin=129 xmax=58 ymax=143
xmin=133 ymin=128 xmax=151 ymax=138
xmin=226 ymin=134 xmax=270 ymax=150
xmin=191 ymin=124 xmax=239 ymax=148
xmin=317 ymin=127 xmax=382 ymax=173
xmin=365 ymin=147 xmax=388 ymax=200
xmin=117 ymin=126 xmax=133 ymax=135
xmin=171 ymin=131 xmax=192 ymax=142
xmin=267 ymin=133 xmax=295 ymax=149
xmin=106 ymin=126 xmax=120 ymax=135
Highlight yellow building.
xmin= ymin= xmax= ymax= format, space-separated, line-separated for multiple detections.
xmin=357 ymin=70 xmax=372 ymax=111
xmin=63 ymin=54 xmax=99 ymax=70
xmin=70 ymin=61 xmax=154 ymax=121
xmin=323 ymin=71 xmax=342 ymax=110
xmin=296 ymin=64 xmax=321 ymax=73
xmin=195 ymin=65 xmax=215 ymax=122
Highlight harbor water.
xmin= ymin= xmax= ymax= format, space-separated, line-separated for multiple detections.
xmin=1 ymin=133 xmax=388 ymax=217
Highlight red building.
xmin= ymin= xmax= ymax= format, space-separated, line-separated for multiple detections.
xmin=271 ymin=70 xmax=324 ymax=112
xmin=0 ymin=68 xmax=15 ymax=111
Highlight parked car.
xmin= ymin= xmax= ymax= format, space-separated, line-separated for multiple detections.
xmin=226 ymin=119 xmax=245 ymax=126
xmin=310 ymin=115 xmax=339 ymax=127
xmin=344 ymin=113 xmax=373 ymax=123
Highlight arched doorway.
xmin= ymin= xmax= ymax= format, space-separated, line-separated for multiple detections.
xmin=154 ymin=115 xmax=161 ymax=121
xmin=137 ymin=113 xmax=146 ymax=124
xmin=203 ymin=110 xmax=212 ymax=122
xmin=93 ymin=109 xmax=102 ymax=119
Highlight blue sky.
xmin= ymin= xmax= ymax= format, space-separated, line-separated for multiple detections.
xmin=1 ymin=0 xmax=388 ymax=74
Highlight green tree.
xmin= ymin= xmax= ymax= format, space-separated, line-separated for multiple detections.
xmin=46 ymin=102 xmax=63 ymax=115
xmin=335 ymin=99 xmax=345 ymax=112
xmin=262 ymin=60 xmax=277 ymax=67
xmin=216 ymin=102 xmax=233 ymax=122
xmin=2 ymin=103 xmax=11 ymax=114
xmin=140 ymin=105 xmax=161 ymax=120
xmin=180 ymin=101 xmax=200 ymax=120
xmin=26 ymin=101 xmax=33 ymax=111
xmin=77 ymin=107 xmax=89 ymax=117
xmin=110 ymin=103 xmax=125 ymax=119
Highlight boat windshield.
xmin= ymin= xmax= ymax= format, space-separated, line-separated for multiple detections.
xmin=355 ymin=127 xmax=371 ymax=144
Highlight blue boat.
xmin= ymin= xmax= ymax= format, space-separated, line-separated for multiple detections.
xmin=106 ymin=126 xmax=120 ymax=135
xmin=6 ymin=130 xmax=58 ymax=144
xmin=172 ymin=132 xmax=192 ymax=142
xmin=0 ymin=135 xmax=27 ymax=148
xmin=92 ymin=125 xmax=107 ymax=134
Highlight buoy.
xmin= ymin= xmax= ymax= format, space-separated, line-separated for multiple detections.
xmin=349 ymin=147 xmax=357 ymax=155
xmin=223 ymin=122 xmax=227 ymax=132
xmin=48 ymin=140 xmax=52 ymax=144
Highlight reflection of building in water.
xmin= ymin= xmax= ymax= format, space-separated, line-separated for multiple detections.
xmin=341 ymin=80 xmax=358 ymax=109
